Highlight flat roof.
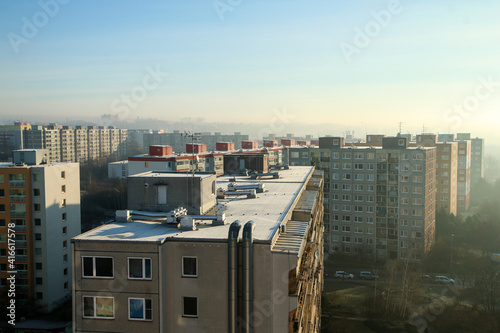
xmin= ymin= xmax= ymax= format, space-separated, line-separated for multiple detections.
xmin=74 ymin=166 xmax=315 ymax=244
xmin=128 ymin=171 xmax=215 ymax=179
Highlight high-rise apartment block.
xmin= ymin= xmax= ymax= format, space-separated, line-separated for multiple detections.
xmin=0 ymin=150 xmax=80 ymax=312
xmin=289 ymin=136 xmax=436 ymax=261
xmin=72 ymin=167 xmax=324 ymax=332
xmin=0 ymin=122 xmax=128 ymax=163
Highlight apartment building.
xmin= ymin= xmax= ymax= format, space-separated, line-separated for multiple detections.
xmin=74 ymin=126 xmax=89 ymax=163
xmin=24 ymin=125 xmax=61 ymax=163
xmin=87 ymin=126 xmax=100 ymax=161
xmin=0 ymin=150 xmax=80 ymax=313
xmin=435 ymin=142 xmax=458 ymax=215
xmin=143 ymin=131 xmax=249 ymax=153
xmin=289 ymin=136 xmax=436 ymax=261
xmin=72 ymin=167 xmax=324 ymax=333
xmin=98 ymin=126 xmax=110 ymax=159
xmin=471 ymin=138 xmax=485 ymax=183
xmin=0 ymin=122 xmax=31 ymax=151
xmin=456 ymin=140 xmax=471 ymax=212
xmin=60 ymin=126 xmax=76 ymax=163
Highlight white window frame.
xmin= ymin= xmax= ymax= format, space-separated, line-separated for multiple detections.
xmin=82 ymin=256 xmax=114 ymax=279
xmin=83 ymin=296 xmax=114 ymax=319
xmin=128 ymin=298 xmax=153 ymax=321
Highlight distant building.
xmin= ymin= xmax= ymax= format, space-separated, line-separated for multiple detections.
xmin=143 ymin=131 xmax=249 ymax=153
xmin=72 ymin=167 xmax=324 ymax=332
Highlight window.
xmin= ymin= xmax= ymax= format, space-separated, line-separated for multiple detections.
xmin=342 ymin=236 xmax=351 ymax=243
xmin=32 ymin=173 xmax=39 ymax=182
xmin=33 ymin=189 xmax=40 ymax=196
xmin=400 ymin=230 xmax=408 ymax=237
xmin=366 ymin=175 xmax=374 ymax=181
xmin=64 ymin=268 xmax=68 ymax=276
xmin=34 ymin=204 xmax=41 ymax=212
xmin=342 ymin=173 xmax=351 ymax=180
xmin=63 ymin=240 xmax=67 ymax=249
xmin=61 ymin=171 xmax=65 ymax=179
xmin=354 ymin=227 xmax=363 ymax=233
xmin=0 ymin=189 xmax=4 ymax=197
xmin=354 ymin=174 xmax=364 ymax=181
xmin=62 ymin=213 xmax=67 ymax=221
xmin=34 ymin=218 xmax=41 ymax=226
xmin=35 ymin=233 xmax=41 ymax=240
xmin=83 ymin=296 xmax=114 ymax=319
xmin=35 ymin=248 xmax=42 ymax=256
xmin=0 ymin=174 xmax=3 ymax=183
xmin=36 ymin=263 xmax=42 ymax=270
xmin=0 ymin=204 xmax=4 ymax=213
xmin=36 ymin=292 xmax=43 ymax=300
xmin=183 ymin=297 xmax=198 ymax=317
xmin=182 ymin=257 xmax=197 ymax=277
xmin=83 ymin=257 xmax=114 ymax=278
xmin=128 ymin=258 xmax=151 ymax=279
xmin=61 ymin=185 xmax=66 ymax=193
xmin=63 ymin=254 xmax=68 ymax=263
xmin=400 ymin=219 xmax=408 ymax=226
xmin=62 ymin=227 xmax=67 ymax=235
xmin=61 ymin=199 xmax=66 ymax=207
xmin=36 ymin=277 xmax=43 ymax=285
xmin=342 ymin=226 xmax=351 ymax=232
xmin=129 ymin=298 xmax=152 ymax=320
xmin=64 ymin=282 xmax=69 ymax=290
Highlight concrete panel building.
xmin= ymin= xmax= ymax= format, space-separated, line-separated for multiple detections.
xmin=72 ymin=166 xmax=324 ymax=333
xmin=60 ymin=126 xmax=75 ymax=163
xmin=289 ymin=136 xmax=436 ymax=261
xmin=0 ymin=150 xmax=80 ymax=312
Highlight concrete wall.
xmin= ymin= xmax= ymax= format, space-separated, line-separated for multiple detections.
xmin=73 ymin=242 xmax=160 ymax=333
xmin=127 ymin=173 xmax=217 ymax=215
xmin=32 ymin=162 xmax=80 ymax=312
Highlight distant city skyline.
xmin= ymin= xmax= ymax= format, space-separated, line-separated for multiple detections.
xmin=1 ymin=0 xmax=500 ymax=144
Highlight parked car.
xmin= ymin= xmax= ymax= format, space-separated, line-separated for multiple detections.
xmin=359 ymin=271 xmax=378 ymax=280
xmin=334 ymin=271 xmax=354 ymax=279
xmin=434 ymin=275 xmax=455 ymax=284
xmin=421 ymin=274 xmax=432 ymax=282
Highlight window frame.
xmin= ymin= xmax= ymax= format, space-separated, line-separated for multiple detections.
xmin=182 ymin=256 xmax=198 ymax=278
xmin=183 ymin=297 xmax=198 ymax=318
xmin=127 ymin=257 xmax=152 ymax=280
xmin=83 ymin=296 xmax=115 ymax=319
xmin=82 ymin=256 xmax=114 ymax=279
xmin=128 ymin=298 xmax=153 ymax=321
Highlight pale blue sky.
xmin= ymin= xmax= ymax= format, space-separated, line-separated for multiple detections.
xmin=1 ymin=0 xmax=500 ymax=141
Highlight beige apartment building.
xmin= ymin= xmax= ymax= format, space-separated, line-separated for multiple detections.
xmin=0 ymin=150 xmax=80 ymax=312
xmin=60 ymin=126 xmax=76 ymax=163
xmin=74 ymin=126 xmax=89 ymax=162
xmin=72 ymin=167 xmax=324 ymax=333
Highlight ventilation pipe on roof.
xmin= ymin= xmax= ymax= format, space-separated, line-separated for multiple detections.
xmin=228 ymin=220 xmax=242 ymax=333
xmin=242 ymin=220 xmax=256 ymax=333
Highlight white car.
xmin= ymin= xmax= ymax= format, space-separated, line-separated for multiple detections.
xmin=434 ymin=275 xmax=455 ymax=284
xmin=334 ymin=271 xmax=354 ymax=279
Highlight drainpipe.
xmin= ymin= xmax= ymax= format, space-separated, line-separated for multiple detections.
xmin=242 ymin=220 xmax=255 ymax=333
xmin=228 ymin=220 xmax=242 ymax=333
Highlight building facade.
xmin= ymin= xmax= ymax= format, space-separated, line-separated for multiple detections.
xmin=289 ymin=136 xmax=436 ymax=261
xmin=0 ymin=151 xmax=80 ymax=312
xmin=72 ymin=167 xmax=324 ymax=333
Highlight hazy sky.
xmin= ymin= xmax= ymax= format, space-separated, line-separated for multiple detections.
xmin=1 ymin=0 xmax=500 ymax=142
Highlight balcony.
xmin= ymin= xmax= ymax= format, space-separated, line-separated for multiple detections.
xmin=9 ymin=195 xmax=26 ymax=202
xmin=15 ymin=255 xmax=28 ymax=262
xmin=9 ymin=180 xmax=25 ymax=187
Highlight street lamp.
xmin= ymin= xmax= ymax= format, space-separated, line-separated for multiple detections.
xmin=450 ymin=234 xmax=454 ymax=277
